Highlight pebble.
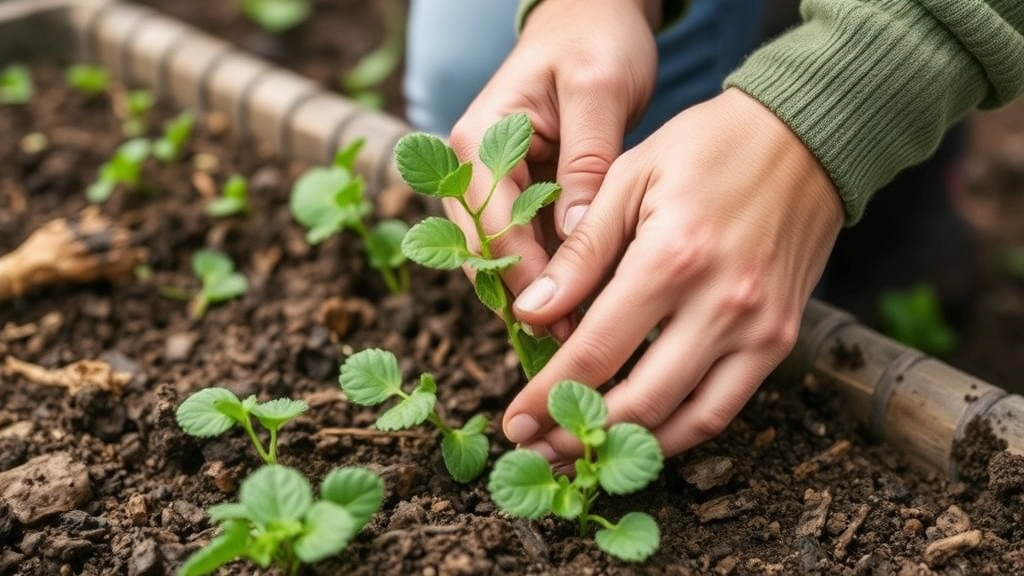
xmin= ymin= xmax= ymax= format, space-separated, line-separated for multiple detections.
xmin=126 ymin=494 xmax=148 ymax=527
xmin=682 ymin=456 xmax=735 ymax=491
xmin=0 ymin=453 xmax=91 ymax=524
xmin=934 ymin=505 xmax=971 ymax=537
xmin=164 ymin=332 xmax=197 ymax=362
xmin=129 ymin=538 xmax=162 ymax=576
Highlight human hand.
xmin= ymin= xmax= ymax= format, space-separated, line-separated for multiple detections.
xmin=445 ymin=0 xmax=660 ymax=337
xmin=502 ymin=88 xmax=846 ymax=463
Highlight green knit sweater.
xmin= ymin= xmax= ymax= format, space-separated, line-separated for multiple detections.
xmin=517 ymin=0 xmax=1024 ymax=224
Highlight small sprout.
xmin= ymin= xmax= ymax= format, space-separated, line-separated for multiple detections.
xmin=121 ymin=89 xmax=154 ymax=137
xmin=86 ymin=137 xmax=151 ymax=203
xmin=878 ymin=283 xmax=957 ymax=357
xmin=341 ymin=5 xmax=403 ymax=110
xmin=177 ymin=464 xmax=383 ymax=576
xmin=395 ymin=113 xmax=561 ymax=378
xmin=339 ymin=348 xmax=489 ymax=483
xmin=189 ymin=249 xmax=248 ymax=319
xmin=206 ymin=174 xmax=250 ymax=217
xmin=65 ymin=64 xmax=109 ymax=96
xmin=176 ymin=387 xmax=307 ymax=464
xmin=152 ymin=111 xmax=195 ymax=163
xmin=0 ymin=64 xmax=33 ymax=105
xmin=488 ymin=381 xmax=664 ymax=562
xmin=239 ymin=0 xmax=310 ymax=34
xmin=290 ymin=139 xmax=410 ymax=294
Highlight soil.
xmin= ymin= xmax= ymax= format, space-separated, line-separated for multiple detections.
xmin=3 ymin=4 xmax=1024 ymax=576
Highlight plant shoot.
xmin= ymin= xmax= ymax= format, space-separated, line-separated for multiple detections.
xmin=189 ymin=249 xmax=248 ymax=319
xmin=65 ymin=64 xmax=109 ymax=96
xmin=0 ymin=64 xmax=33 ymax=105
xmin=239 ymin=0 xmax=310 ymax=34
xmin=86 ymin=138 xmax=151 ymax=203
xmin=206 ymin=174 xmax=250 ymax=217
xmin=153 ymin=111 xmax=195 ymax=163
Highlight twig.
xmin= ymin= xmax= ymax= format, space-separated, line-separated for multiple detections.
xmin=833 ymin=504 xmax=870 ymax=560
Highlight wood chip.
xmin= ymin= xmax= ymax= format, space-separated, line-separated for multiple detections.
xmin=924 ymin=529 xmax=982 ymax=566
xmin=693 ymin=490 xmax=757 ymax=523
xmin=682 ymin=456 xmax=735 ymax=491
xmin=793 ymin=439 xmax=852 ymax=479
xmin=4 ymin=356 xmax=131 ymax=396
xmin=832 ymin=504 xmax=870 ymax=560
xmin=795 ymin=489 xmax=832 ymax=538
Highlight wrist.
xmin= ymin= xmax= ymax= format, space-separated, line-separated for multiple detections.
xmin=518 ymin=0 xmax=663 ymax=34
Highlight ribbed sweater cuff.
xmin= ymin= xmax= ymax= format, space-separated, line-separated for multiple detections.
xmin=516 ymin=0 xmax=688 ymax=34
xmin=725 ymin=0 xmax=997 ymax=224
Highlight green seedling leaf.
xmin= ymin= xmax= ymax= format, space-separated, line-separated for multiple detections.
xmin=339 ymin=348 xmax=404 ymax=405
xmin=441 ymin=426 xmax=489 ymax=483
xmin=479 ymin=112 xmax=532 ymax=183
xmin=0 ymin=65 xmax=33 ymax=104
xmin=203 ymin=273 xmax=249 ymax=302
xmin=251 ymin=398 xmax=308 ymax=430
xmin=461 ymin=413 xmax=489 ymax=435
xmin=290 ymin=166 xmax=370 ymax=244
xmin=343 ymin=42 xmax=401 ymax=93
xmin=65 ymin=64 xmax=109 ymax=96
xmin=178 ymin=519 xmax=250 ymax=576
xmin=320 ymin=467 xmax=385 ymax=529
xmin=153 ymin=112 xmax=195 ymax=163
xmin=465 ymin=255 xmax=520 ymax=272
xmin=125 ymin=89 xmax=154 ymax=116
xmin=488 ymin=450 xmax=558 ymax=519
xmin=437 ymin=162 xmax=472 ymax=198
xmin=366 ymin=219 xmax=409 ymax=270
xmin=879 ymin=283 xmax=956 ymax=357
xmin=294 ymin=501 xmax=357 ymax=562
xmin=515 ymin=325 xmax=559 ymax=379
xmin=548 ymin=380 xmax=607 ymax=437
xmin=190 ymin=250 xmax=247 ymax=318
xmin=594 ymin=511 xmax=660 ymax=562
xmin=176 ymin=387 xmax=243 ymax=436
xmin=510 ymin=182 xmax=561 ymax=226
xmin=333 ymin=138 xmax=364 ymax=172
xmin=207 ymin=502 xmax=249 ymax=522
xmin=240 ymin=0 xmax=310 ymax=33
xmin=376 ymin=387 xmax=435 ymax=431
xmin=207 ymin=174 xmax=249 ymax=217
xmin=551 ymin=476 xmax=584 ymax=519
xmin=401 ymin=217 xmax=471 ymax=269
xmin=574 ymin=459 xmax=598 ymax=490
xmin=239 ymin=465 xmax=313 ymax=526
xmin=394 ymin=133 xmax=460 ymax=196
xmin=473 ymin=270 xmax=507 ymax=311
xmin=596 ymin=422 xmax=664 ymax=494
xmin=86 ymin=180 xmax=115 ymax=203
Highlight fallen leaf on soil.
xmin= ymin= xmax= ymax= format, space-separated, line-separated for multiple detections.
xmin=4 ymin=356 xmax=131 ymax=397
xmin=0 ymin=452 xmax=91 ymax=524
xmin=924 ymin=529 xmax=983 ymax=566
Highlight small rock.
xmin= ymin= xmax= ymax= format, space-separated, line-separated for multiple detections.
xmin=682 ymin=456 xmax=735 ymax=491
xmin=126 ymin=494 xmax=148 ymax=527
xmin=0 ymin=453 xmax=91 ymax=524
xmin=753 ymin=428 xmax=776 ymax=448
xmin=41 ymin=534 xmax=95 ymax=562
xmin=934 ymin=505 xmax=970 ymax=537
xmin=387 ymin=501 xmax=427 ymax=530
xmin=250 ymin=165 xmax=282 ymax=192
xmin=164 ymin=333 xmax=198 ymax=362
xmin=204 ymin=460 xmax=240 ymax=494
xmin=903 ymin=518 xmax=924 ymax=537
xmin=0 ymin=421 xmax=32 ymax=440
xmin=430 ymin=499 xmax=451 ymax=514
xmin=129 ymin=538 xmax=162 ymax=576
xmin=924 ymin=529 xmax=982 ymax=566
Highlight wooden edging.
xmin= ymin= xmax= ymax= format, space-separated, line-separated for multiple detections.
xmin=2 ymin=0 xmax=1020 ymax=481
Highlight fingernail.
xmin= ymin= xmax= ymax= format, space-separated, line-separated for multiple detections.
xmin=505 ymin=414 xmax=540 ymax=443
xmin=521 ymin=440 xmax=557 ymax=462
xmin=563 ymin=204 xmax=588 ymax=236
xmin=552 ymin=462 xmax=575 ymax=477
xmin=550 ymin=318 xmax=572 ymax=343
xmin=515 ymin=276 xmax=556 ymax=313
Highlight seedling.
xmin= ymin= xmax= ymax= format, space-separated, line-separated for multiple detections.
xmin=878 ymin=283 xmax=956 ymax=356
xmin=86 ymin=137 xmax=151 ymax=203
xmin=239 ymin=0 xmax=310 ymax=34
xmin=178 ymin=464 xmax=383 ymax=576
xmin=206 ymin=174 xmax=250 ymax=217
xmin=176 ymin=387 xmax=307 ymax=464
xmin=189 ymin=249 xmax=248 ymax=319
xmin=65 ymin=64 xmax=109 ymax=97
xmin=488 ymin=380 xmax=664 ymax=562
xmin=290 ymin=139 xmax=410 ymax=294
xmin=121 ymin=89 xmax=154 ymax=137
xmin=153 ymin=111 xmax=195 ymax=163
xmin=395 ymin=113 xmax=561 ymax=378
xmin=341 ymin=4 xmax=404 ymax=110
xmin=0 ymin=64 xmax=33 ymax=104
xmin=339 ymin=348 xmax=488 ymax=483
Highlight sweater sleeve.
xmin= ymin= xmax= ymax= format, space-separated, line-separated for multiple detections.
xmin=725 ymin=0 xmax=1024 ymax=224
xmin=516 ymin=0 xmax=688 ymax=34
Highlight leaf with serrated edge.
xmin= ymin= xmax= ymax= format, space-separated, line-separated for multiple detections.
xmin=177 ymin=519 xmax=250 ymax=576
xmin=176 ymin=388 xmax=241 ymax=437
xmin=320 ymin=467 xmax=384 ymax=529
xmin=516 ymin=326 xmax=559 ymax=379
xmin=401 ymin=217 xmax=470 ymax=269
xmin=596 ymin=423 xmax=664 ymax=495
xmin=548 ymin=380 xmax=607 ymax=437
xmin=479 ymin=113 xmax=532 ymax=183
xmin=487 ymin=450 xmax=557 ymax=519
xmin=441 ymin=429 xmax=488 ymax=483
xmin=510 ymin=182 xmax=560 ymax=226
xmin=239 ymin=465 xmax=313 ymax=526
xmin=594 ymin=511 xmax=660 ymax=562
xmin=465 ymin=255 xmax=520 ymax=272
xmin=461 ymin=413 xmax=488 ymax=435
xmin=437 ymin=162 xmax=472 ymax=198
xmin=551 ymin=477 xmax=583 ymax=519
xmin=251 ymin=398 xmax=308 ymax=430
xmin=294 ymin=501 xmax=357 ymax=563
xmin=366 ymin=219 xmax=409 ymax=269
xmin=375 ymin=389 xmax=435 ymax=431
xmin=395 ymin=133 xmax=459 ymax=195
xmin=339 ymin=348 xmax=404 ymax=406
xmin=474 ymin=270 xmax=506 ymax=311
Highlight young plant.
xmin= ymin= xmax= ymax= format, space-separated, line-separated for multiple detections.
xmin=395 ymin=113 xmax=561 ymax=378
xmin=65 ymin=64 xmax=109 ymax=97
xmin=339 ymin=348 xmax=488 ymax=483
xmin=178 ymin=464 xmax=383 ymax=576
xmin=86 ymin=137 xmax=151 ymax=203
xmin=121 ymin=89 xmax=154 ymax=137
xmin=341 ymin=4 xmax=404 ymax=110
xmin=176 ymin=387 xmax=307 ymax=465
xmin=189 ymin=249 xmax=249 ymax=319
xmin=206 ymin=174 xmax=250 ymax=217
xmin=153 ymin=111 xmax=195 ymax=163
xmin=239 ymin=0 xmax=310 ymax=34
xmin=878 ymin=283 xmax=957 ymax=356
xmin=0 ymin=64 xmax=33 ymax=105
xmin=290 ymin=139 xmax=410 ymax=294
xmin=488 ymin=380 xmax=664 ymax=562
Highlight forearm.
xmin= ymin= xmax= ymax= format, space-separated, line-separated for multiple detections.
xmin=726 ymin=0 xmax=1024 ymax=224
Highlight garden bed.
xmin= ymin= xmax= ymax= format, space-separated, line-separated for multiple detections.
xmin=2 ymin=61 xmax=1024 ymax=576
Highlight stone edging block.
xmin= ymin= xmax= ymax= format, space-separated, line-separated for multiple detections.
xmin=288 ymin=93 xmax=363 ymax=165
xmin=245 ymin=68 xmax=319 ymax=157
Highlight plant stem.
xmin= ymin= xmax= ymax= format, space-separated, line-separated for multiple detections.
xmin=267 ymin=427 xmax=279 ymax=464
xmin=353 ymin=222 xmax=404 ymax=295
xmin=240 ymin=417 xmax=273 ymax=464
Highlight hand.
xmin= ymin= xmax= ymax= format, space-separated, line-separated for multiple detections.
xmin=502 ymin=88 xmax=846 ymax=463
xmin=446 ymin=0 xmax=660 ymax=337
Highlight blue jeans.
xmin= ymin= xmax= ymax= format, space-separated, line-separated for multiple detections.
xmin=403 ymin=0 xmax=765 ymax=147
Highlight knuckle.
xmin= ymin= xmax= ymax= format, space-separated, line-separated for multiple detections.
xmin=764 ymin=316 xmax=800 ymax=358
xmin=720 ymin=275 xmax=764 ymax=317
xmin=562 ymin=333 xmax=621 ymax=384
xmin=558 ymin=224 xmax=606 ymax=266
xmin=657 ymin=229 xmax=712 ymax=280
xmin=692 ymin=407 xmax=731 ymax=441
xmin=617 ymin=393 xmax=667 ymax=430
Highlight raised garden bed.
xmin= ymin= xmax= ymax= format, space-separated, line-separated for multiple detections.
xmin=2 ymin=2 xmax=1024 ymax=575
